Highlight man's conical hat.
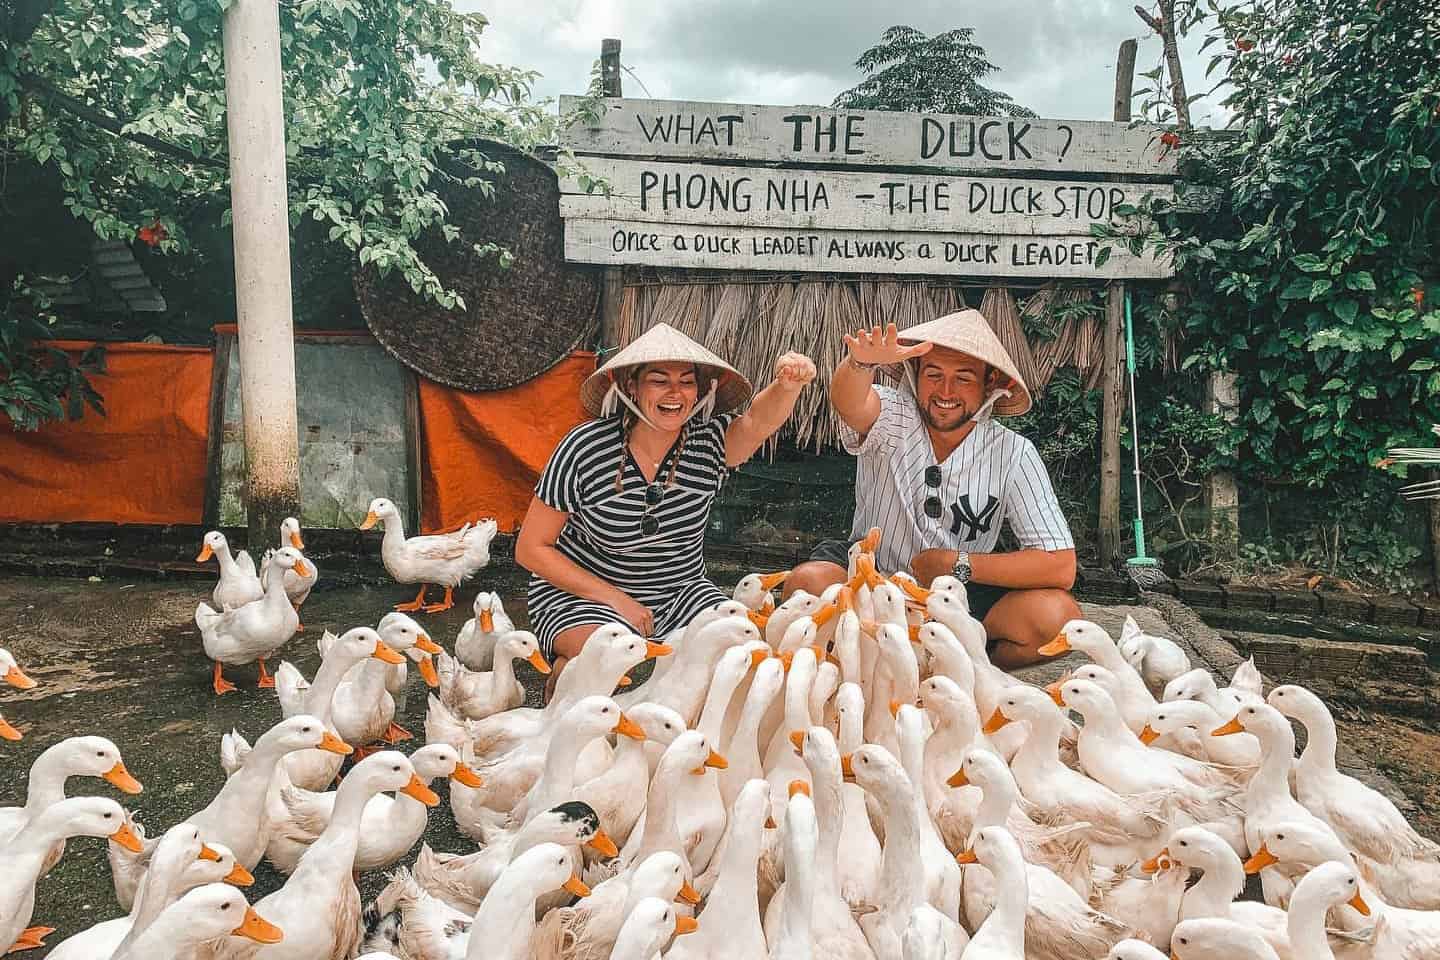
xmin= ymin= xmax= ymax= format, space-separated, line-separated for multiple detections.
xmin=897 ymin=309 xmax=1032 ymax=416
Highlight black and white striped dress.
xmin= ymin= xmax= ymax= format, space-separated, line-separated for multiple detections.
xmin=525 ymin=414 xmax=735 ymax=654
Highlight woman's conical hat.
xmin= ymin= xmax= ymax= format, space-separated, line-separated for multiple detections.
xmin=897 ymin=309 xmax=1032 ymax=416
xmin=581 ymin=322 xmax=754 ymax=418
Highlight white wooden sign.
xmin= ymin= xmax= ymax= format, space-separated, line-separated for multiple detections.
xmin=563 ymin=218 xmax=1172 ymax=279
xmin=559 ymin=96 xmax=1177 ymax=177
xmin=560 ymin=157 xmax=1173 ymax=236
xmin=557 ymin=96 xmax=1177 ymax=279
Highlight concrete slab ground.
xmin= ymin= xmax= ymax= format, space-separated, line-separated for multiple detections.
xmin=1 ymin=573 xmax=1434 ymax=954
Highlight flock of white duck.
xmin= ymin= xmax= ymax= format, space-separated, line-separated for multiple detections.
xmin=2 ymin=516 xmax=1439 ymax=960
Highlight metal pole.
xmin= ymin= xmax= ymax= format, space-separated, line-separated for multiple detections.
xmin=222 ymin=0 xmax=300 ymax=548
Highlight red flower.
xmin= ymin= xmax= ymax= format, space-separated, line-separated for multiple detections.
xmin=1414 ymin=286 xmax=1426 ymax=309
xmin=1160 ymin=131 xmax=1181 ymax=148
xmin=1281 ymin=53 xmax=1296 ymax=66
xmin=136 ymin=220 xmax=167 ymax=248
xmin=1235 ymin=38 xmax=1255 ymax=51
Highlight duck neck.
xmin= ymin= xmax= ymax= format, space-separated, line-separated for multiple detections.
xmin=215 ymin=543 xmax=240 ymax=577
xmin=935 ymin=702 xmax=979 ymax=755
xmin=115 ymin=859 xmax=187 ymax=952
xmin=307 ymin=652 xmax=363 ymax=721
xmin=538 ymin=723 xmax=591 ymax=798
xmin=466 ymin=873 xmax=539 ymax=959
xmin=491 ymin=649 xmax=520 ymax=697
xmin=696 ymin=666 xmax=745 ymax=744
xmin=1285 ymin=883 xmax=1339 ymax=960
xmin=705 ymin=818 xmax=763 ymax=928
xmin=1183 ymin=856 xmax=1245 ymax=921
xmin=783 ymin=664 xmax=815 ymax=736
xmin=636 ymin=758 xmax=686 ymax=855
xmin=263 ymin=564 xmax=291 ymax=608
xmin=7 ymin=814 xmax=66 ymax=874
xmin=1080 ymin=702 xmax=1132 ymax=742
xmin=876 ymin=779 xmax=925 ymax=912
xmin=973 ymin=777 xmax=1016 ymax=832
xmin=111 ymin=904 xmax=209 ymax=960
xmin=292 ymin=773 xmax=373 ymax=882
xmin=1010 ymin=711 xmax=1065 ymax=780
xmin=984 ymin=853 xmax=1028 ymax=941
xmin=811 ymin=773 xmax=844 ymax=894
xmin=1250 ymin=724 xmax=1297 ymax=804
xmin=776 ymin=833 xmax=816 ymax=952
xmin=931 ymin=645 xmax=976 ymax=699
xmin=23 ymin=744 xmax=75 ymax=816
xmin=1294 ymin=705 xmax=1339 ymax=779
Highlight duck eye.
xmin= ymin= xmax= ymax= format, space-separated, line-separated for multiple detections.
xmin=393 ymin=766 xmax=401 ymax=772
xmin=1278 ymin=833 xmax=1286 ymax=840
xmin=104 ymin=812 xmax=114 ymax=819
xmin=221 ymin=902 xmax=230 ymax=910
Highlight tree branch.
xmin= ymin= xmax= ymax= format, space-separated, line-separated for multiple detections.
xmin=1133 ymin=5 xmax=1163 ymax=33
xmin=19 ymin=74 xmax=229 ymax=170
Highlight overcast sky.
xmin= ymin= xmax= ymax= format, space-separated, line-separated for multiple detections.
xmin=458 ymin=0 xmax=1233 ymax=127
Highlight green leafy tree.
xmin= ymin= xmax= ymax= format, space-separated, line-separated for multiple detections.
xmin=1 ymin=0 xmax=590 ymax=428
xmin=833 ymin=25 xmax=1036 ymax=117
xmin=1107 ymin=0 xmax=1440 ymax=490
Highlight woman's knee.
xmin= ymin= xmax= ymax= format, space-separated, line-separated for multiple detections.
xmin=553 ymin=624 xmax=601 ymax=662
xmin=783 ymin=561 xmax=847 ymax=599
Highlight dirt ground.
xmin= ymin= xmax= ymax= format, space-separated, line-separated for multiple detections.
xmin=2 ymin=572 xmax=1437 ymax=955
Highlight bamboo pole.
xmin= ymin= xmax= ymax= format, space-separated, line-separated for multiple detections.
xmin=1099 ymin=38 xmax=1137 ymax=569
xmin=223 ymin=0 xmax=300 ymax=547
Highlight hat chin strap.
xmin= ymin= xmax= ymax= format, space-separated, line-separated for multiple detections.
xmin=600 ymin=378 xmax=718 ymax=429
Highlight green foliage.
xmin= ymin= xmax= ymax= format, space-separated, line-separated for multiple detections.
xmin=832 ymin=25 xmax=1037 ymax=117
xmin=1 ymin=0 xmax=588 ymax=312
xmin=0 ymin=278 xmax=105 ymax=430
xmin=1100 ymin=0 xmax=1440 ymax=491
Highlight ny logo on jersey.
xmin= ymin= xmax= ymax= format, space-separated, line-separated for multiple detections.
xmin=950 ymin=494 xmax=1000 ymax=541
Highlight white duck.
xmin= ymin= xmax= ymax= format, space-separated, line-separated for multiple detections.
xmin=666 ymin=779 xmax=771 ymax=960
xmin=894 ymin=704 xmax=962 ymax=921
xmin=619 ymin=614 xmax=760 ymax=727
xmin=772 ymin=727 xmax=874 ymax=960
xmin=414 ymin=801 xmax=616 ymax=915
xmin=611 ymin=896 xmax=698 ymax=960
xmin=48 ymin=822 xmax=242 ymax=960
xmin=1268 ymin=683 xmax=1440 ymax=909
xmin=1285 ymin=862 xmax=1373 ymax=960
xmin=955 ymin=828 xmax=1030 ymax=960
xmin=512 ymin=696 xmax=645 ymax=826
xmin=0 ymin=646 xmax=34 ymax=741
xmin=1213 ymin=701 xmax=1341 ymax=905
xmin=1152 ymin=825 xmax=1292 ymax=958
xmin=917 ymin=675 xmax=986 ymax=852
xmin=274 ymin=626 xmax=406 ymax=789
xmin=765 ymin=645 xmax=821 ymax=822
xmin=1253 ymin=820 xmax=1440 ymax=959
xmin=111 ymin=884 xmax=284 ymax=960
xmin=573 ymin=702 xmax=687 ymax=849
xmin=455 ymin=591 xmax=514 ymax=671
xmin=437 ymin=630 xmax=550 ymax=721
xmin=1171 ymin=918 xmax=1283 ymax=960
xmin=1165 ymin=665 xmax=1260 ymax=716
xmin=734 ymin=570 xmax=788 ymax=612
xmin=721 ymin=655 xmax=786 ymax=812
xmin=1066 ymin=663 xmax=1205 ymax=761
xmin=0 ymin=796 xmax=142 ymax=955
xmin=528 ymin=850 xmax=698 ymax=960
xmin=622 ymin=732 xmax=727 ymax=878
xmin=259 ymin=518 xmax=318 ymax=629
xmin=326 ymin=615 xmax=443 ymax=749
xmin=462 ymin=842 xmax=590 ymax=960
xmin=360 ymin=496 xmax=497 ymax=613
xmin=768 ymin=782 xmax=819 ymax=960
xmin=196 ymin=546 xmax=307 ymax=694
xmin=844 ymin=745 xmax=968 ymax=960
xmin=197 ymin=530 xmax=264 ymax=612
xmin=268 ymin=742 xmax=482 ymax=873
xmin=187 ymin=714 xmax=349 ymax=870
xmin=1044 ymin=619 xmax=1166 ymax=735
xmin=1107 ymin=942 xmax=1170 ymax=960
xmin=203 ymin=752 xmax=438 ymax=960
xmin=1142 ymin=697 xmax=1262 ymax=771
xmin=951 ymin=749 xmax=1132 ymax=948
xmin=1117 ymin=613 xmax=1192 ymax=696
xmin=0 ymin=734 xmax=143 ymax=850
xmin=993 ymin=685 xmax=1169 ymax=866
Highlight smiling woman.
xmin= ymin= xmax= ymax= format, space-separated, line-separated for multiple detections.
xmin=514 ymin=323 xmax=816 ymax=696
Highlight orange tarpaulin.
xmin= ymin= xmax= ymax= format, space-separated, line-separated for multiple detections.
xmin=0 ymin=341 xmax=213 ymax=524
xmin=419 ymin=352 xmax=595 ymax=534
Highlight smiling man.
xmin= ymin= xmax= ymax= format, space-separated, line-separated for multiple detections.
xmin=786 ymin=311 xmax=1080 ymax=669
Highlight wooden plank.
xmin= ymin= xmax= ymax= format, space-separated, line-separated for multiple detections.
xmin=559 ymin=96 xmax=1177 ymax=178
xmin=1099 ymin=37 xmax=1138 ymax=570
xmin=202 ymin=332 xmax=233 ymax=529
xmin=560 ymin=157 xmax=1172 ymax=236
xmin=564 ymin=218 xmax=1172 ymax=279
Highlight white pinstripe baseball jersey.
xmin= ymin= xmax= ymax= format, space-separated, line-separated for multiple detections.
xmin=839 ymin=384 xmax=1074 ymax=575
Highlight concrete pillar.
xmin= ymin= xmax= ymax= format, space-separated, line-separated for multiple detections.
xmin=222 ymin=0 xmax=300 ymax=548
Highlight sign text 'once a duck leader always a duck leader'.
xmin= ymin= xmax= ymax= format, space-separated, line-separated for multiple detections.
xmin=558 ymin=97 xmax=1177 ymax=177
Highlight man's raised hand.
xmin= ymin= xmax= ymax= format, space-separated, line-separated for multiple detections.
xmin=842 ymin=323 xmax=933 ymax=367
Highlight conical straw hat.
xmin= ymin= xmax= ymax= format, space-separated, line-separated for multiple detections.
xmin=581 ymin=322 xmax=754 ymax=418
xmin=897 ymin=309 xmax=1032 ymax=416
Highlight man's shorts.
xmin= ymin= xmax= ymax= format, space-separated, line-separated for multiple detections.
xmin=807 ymin=538 xmax=1011 ymax=622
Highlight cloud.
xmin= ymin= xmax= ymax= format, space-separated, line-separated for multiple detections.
xmin=463 ymin=0 xmax=1231 ymax=126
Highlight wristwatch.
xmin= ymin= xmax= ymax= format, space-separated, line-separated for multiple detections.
xmin=951 ymin=551 xmax=972 ymax=584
